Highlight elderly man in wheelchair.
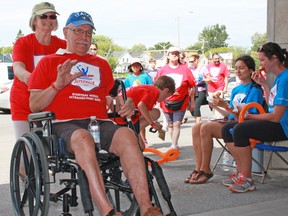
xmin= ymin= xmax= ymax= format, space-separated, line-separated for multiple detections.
xmin=10 ymin=11 xmax=172 ymax=216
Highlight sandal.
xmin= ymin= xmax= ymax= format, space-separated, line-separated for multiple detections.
xmin=107 ymin=209 xmax=122 ymax=216
xmin=189 ymin=172 xmax=213 ymax=184
xmin=182 ymin=117 xmax=188 ymax=124
xmin=184 ymin=170 xmax=200 ymax=183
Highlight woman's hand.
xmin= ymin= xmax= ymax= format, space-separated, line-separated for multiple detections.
xmin=212 ymin=97 xmax=227 ymax=108
xmin=251 ymin=69 xmax=267 ymax=86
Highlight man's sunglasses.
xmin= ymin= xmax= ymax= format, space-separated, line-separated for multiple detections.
xmin=38 ymin=14 xmax=57 ymax=20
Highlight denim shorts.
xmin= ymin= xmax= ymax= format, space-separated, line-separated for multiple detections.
xmin=164 ymin=110 xmax=186 ymax=124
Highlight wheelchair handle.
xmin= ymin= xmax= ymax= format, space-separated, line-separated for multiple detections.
xmin=109 ymin=79 xmax=127 ymax=102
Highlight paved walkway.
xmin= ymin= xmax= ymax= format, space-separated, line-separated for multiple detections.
xmin=1 ymin=106 xmax=288 ymax=215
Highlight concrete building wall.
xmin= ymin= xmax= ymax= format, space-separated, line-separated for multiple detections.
xmin=266 ymin=0 xmax=288 ymax=169
xmin=267 ymin=0 xmax=288 ymax=48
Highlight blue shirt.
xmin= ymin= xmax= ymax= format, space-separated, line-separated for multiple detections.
xmin=228 ymin=82 xmax=264 ymax=119
xmin=124 ymin=72 xmax=153 ymax=88
xmin=269 ymin=69 xmax=288 ymax=138
xmin=146 ymin=69 xmax=158 ymax=83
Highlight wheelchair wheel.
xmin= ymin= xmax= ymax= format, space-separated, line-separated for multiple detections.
xmin=106 ymin=179 xmax=139 ymax=216
xmin=10 ymin=132 xmax=50 ymax=216
xmin=102 ymin=162 xmax=139 ymax=216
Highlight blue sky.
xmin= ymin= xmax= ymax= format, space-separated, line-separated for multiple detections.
xmin=1 ymin=0 xmax=267 ymax=49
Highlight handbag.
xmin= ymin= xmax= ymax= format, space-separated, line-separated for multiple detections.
xmin=165 ymin=95 xmax=188 ymax=111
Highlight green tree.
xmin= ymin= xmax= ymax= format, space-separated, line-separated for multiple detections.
xmin=186 ymin=42 xmax=202 ymax=52
xmin=92 ymin=35 xmax=125 ymax=58
xmin=130 ymin=44 xmax=146 ymax=52
xmin=152 ymin=42 xmax=173 ymax=51
xmin=249 ymin=32 xmax=267 ymax=68
xmin=15 ymin=29 xmax=24 ymax=41
xmin=228 ymin=46 xmax=249 ymax=59
xmin=198 ymin=24 xmax=229 ymax=52
xmin=107 ymin=56 xmax=118 ymax=72
xmin=250 ymin=32 xmax=267 ymax=51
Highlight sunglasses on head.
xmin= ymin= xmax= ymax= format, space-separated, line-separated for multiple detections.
xmin=38 ymin=14 xmax=57 ymax=20
xmin=258 ymin=45 xmax=274 ymax=56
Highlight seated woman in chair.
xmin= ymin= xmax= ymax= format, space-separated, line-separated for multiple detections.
xmin=184 ymin=55 xmax=264 ymax=184
xmin=222 ymin=42 xmax=288 ymax=193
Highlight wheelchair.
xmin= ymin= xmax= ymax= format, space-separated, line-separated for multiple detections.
xmin=10 ymin=80 xmax=177 ymax=216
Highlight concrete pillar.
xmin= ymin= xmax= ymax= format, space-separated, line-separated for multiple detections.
xmin=266 ymin=0 xmax=288 ymax=169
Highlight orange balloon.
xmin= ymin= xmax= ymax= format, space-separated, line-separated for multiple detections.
xmin=144 ymin=147 xmax=180 ymax=165
xmin=238 ymin=102 xmax=265 ymax=149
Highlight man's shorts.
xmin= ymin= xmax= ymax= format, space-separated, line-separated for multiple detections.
xmin=52 ymin=119 xmax=122 ymax=152
xmin=164 ymin=110 xmax=186 ymax=124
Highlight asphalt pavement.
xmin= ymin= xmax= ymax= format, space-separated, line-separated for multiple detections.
xmin=1 ymin=105 xmax=288 ymax=216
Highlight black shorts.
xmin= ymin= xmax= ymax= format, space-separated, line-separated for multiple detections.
xmin=52 ymin=119 xmax=121 ymax=152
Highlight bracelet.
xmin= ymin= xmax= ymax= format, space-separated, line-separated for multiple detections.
xmin=51 ymin=83 xmax=60 ymax=92
xmin=150 ymin=122 xmax=156 ymax=127
xmin=225 ymin=106 xmax=232 ymax=111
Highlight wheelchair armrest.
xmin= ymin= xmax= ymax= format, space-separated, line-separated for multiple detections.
xmin=107 ymin=110 xmax=139 ymax=119
xmin=28 ymin=111 xmax=56 ymax=122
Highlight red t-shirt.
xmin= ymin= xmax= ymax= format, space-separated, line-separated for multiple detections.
xmin=11 ymin=34 xmax=66 ymax=120
xmin=127 ymin=85 xmax=159 ymax=111
xmin=207 ymin=62 xmax=230 ymax=93
xmin=28 ymin=51 xmax=114 ymax=120
xmin=155 ymin=64 xmax=195 ymax=113
xmin=113 ymin=85 xmax=159 ymax=125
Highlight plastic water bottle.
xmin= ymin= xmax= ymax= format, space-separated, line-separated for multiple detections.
xmin=88 ymin=116 xmax=101 ymax=151
xmin=222 ymin=151 xmax=230 ymax=171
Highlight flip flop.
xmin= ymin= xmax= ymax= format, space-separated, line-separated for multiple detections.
xmin=189 ymin=172 xmax=213 ymax=184
xmin=184 ymin=170 xmax=201 ymax=183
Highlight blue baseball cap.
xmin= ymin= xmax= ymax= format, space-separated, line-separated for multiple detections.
xmin=65 ymin=11 xmax=95 ymax=30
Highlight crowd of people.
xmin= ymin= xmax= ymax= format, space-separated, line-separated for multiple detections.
xmin=9 ymin=1 xmax=288 ymax=215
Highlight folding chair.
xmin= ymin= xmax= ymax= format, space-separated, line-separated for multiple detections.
xmin=212 ymin=138 xmax=232 ymax=172
xmin=212 ymin=102 xmax=288 ymax=183
xmin=238 ymin=102 xmax=288 ymax=183
xmin=253 ymin=141 xmax=288 ymax=183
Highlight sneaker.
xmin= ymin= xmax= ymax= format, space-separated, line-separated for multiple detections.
xmin=222 ymin=171 xmax=240 ymax=187
xmin=229 ymin=175 xmax=256 ymax=193
xmin=162 ymin=126 xmax=168 ymax=132
xmin=170 ymin=145 xmax=180 ymax=150
xmin=143 ymin=206 xmax=163 ymax=216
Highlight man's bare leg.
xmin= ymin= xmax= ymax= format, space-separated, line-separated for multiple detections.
xmin=109 ymin=127 xmax=161 ymax=216
xmin=70 ymin=129 xmax=114 ymax=216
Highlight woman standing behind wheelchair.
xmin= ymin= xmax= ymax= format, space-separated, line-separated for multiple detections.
xmin=223 ymin=42 xmax=288 ymax=193
xmin=10 ymin=2 xmax=66 ymax=139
